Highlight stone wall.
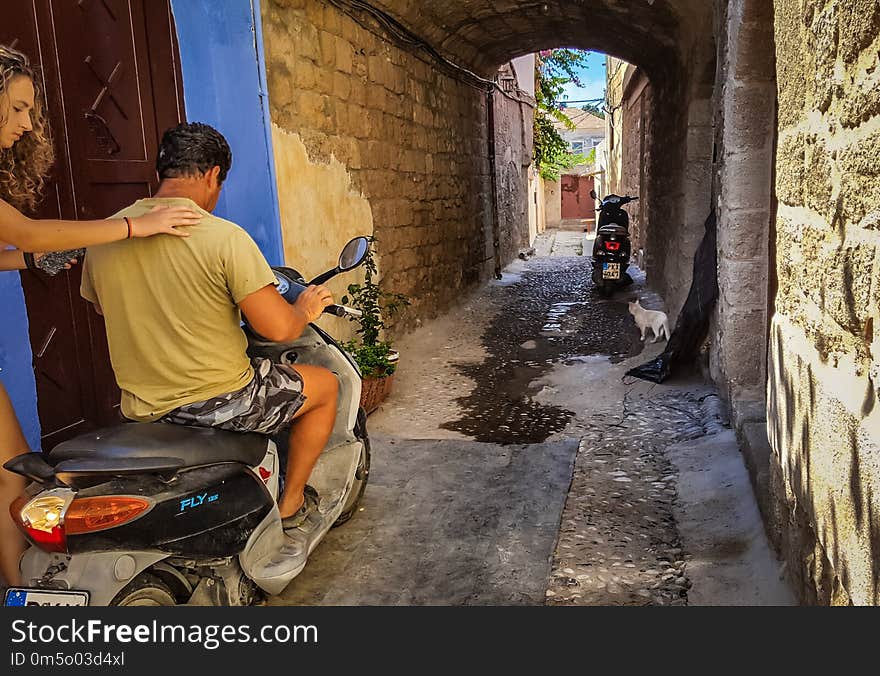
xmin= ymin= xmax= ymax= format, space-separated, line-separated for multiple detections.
xmin=711 ymin=0 xmax=776 ymax=426
xmin=768 ymin=0 xmax=880 ymax=604
xmin=528 ymin=167 xmax=546 ymax=243
xmin=261 ymin=0 xmax=533 ymax=334
xmin=619 ymin=68 xmax=651 ymax=257
xmin=492 ymin=89 xmax=536 ymax=266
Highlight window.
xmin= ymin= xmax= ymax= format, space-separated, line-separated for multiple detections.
xmin=571 ymin=141 xmax=584 ymax=153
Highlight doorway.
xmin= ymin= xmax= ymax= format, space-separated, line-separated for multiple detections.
xmin=3 ymin=0 xmax=185 ymax=448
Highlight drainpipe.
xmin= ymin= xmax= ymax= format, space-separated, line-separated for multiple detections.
xmin=487 ymin=89 xmax=502 ymax=279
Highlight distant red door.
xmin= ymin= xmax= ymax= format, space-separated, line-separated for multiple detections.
xmin=561 ymin=175 xmax=595 ymax=220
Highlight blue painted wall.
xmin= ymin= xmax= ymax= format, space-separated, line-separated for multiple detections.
xmin=170 ymin=0 xmax=283 ymax=265
xmin=2 ymin=0 xmax=283 ymax=451
xmin=0 ymin=275 xmax=40 ymax=449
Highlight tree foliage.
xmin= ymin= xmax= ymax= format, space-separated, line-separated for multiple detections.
xmin=534 ymin=49 xmax=591 ymax=181
xmin=581 ymin=102 xmax=606 ymax=119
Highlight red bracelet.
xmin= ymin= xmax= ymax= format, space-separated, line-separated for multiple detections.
xmin=124 ymin=216 xmax=133 ymax=239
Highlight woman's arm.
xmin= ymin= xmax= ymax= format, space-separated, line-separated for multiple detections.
xmin=0 ymin=249 xmax=26 ymax=271
xmin=0 ymin=249 xmax=79 ymax=273
xmin=0 ymin=198 xmax=201 ymax=251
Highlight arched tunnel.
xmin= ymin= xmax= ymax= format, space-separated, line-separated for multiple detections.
xmin=354 ymin=0 xmax=719 ymax=324
xmin=262 ymin=0 xmax=880 ymax=605
xmin=265 ymin=0 xmax=718 ymax=324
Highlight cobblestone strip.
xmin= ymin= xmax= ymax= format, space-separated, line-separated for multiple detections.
xmin=547 ymin=387 xmax=714 ymax=606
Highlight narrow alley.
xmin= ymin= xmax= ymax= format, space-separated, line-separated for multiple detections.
xmin=2 ymin=0 xmax=878 ymax=613
xmin=272 ymin=232 xmax=794 ymax=606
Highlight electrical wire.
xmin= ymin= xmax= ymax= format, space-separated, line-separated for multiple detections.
xmin=325 ymin=0 xmax=536 ymax=106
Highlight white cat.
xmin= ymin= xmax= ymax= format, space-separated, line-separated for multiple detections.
xmin=628 ymin=299 xmax=670 ymax=343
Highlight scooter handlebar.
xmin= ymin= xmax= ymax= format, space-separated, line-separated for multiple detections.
xmin=324 ymin=304 xmax=363 ymax=318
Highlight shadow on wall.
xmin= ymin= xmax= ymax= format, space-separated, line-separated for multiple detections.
xmin=768 ymin=320 xmax=880 ymax=605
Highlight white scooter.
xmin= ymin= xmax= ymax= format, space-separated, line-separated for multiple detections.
xmin=3 ymin=237 xmax=372 ymax=606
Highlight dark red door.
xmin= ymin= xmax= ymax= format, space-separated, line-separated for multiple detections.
xmin=561 ymin=175 xmax=596 ymax=221
xmin=2 ymin=0 xmax=185 ymax=449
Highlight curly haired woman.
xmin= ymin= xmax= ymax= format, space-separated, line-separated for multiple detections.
xmin=0 ymin=45 xmax=201 ymax=587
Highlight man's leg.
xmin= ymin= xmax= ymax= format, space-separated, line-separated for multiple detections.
xmin=277 ymin=364 xmax=339 ymax=519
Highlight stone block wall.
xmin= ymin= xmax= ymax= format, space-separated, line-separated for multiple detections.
xmin=768 ymin=0 xmax=880 ymax=604
xmin=620 ymin=69 xmax=651 ymax=258
xmin=261 ymin=0 xmax=532 ymax=333
xmin=711 ymin=0 xmax=776 ymax=428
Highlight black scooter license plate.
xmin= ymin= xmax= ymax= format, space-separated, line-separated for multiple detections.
xmin=4 ymin=587 xmax=89 ymax=606
xmin=602 ymin=262 xmax=620 ymax=279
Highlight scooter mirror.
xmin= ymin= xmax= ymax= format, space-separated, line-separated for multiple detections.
xmin=338 ymin=236 xmax=370 ymax=271
xmin=590 ymin=189 xmax=597 ymax=200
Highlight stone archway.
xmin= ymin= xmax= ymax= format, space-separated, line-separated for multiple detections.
xmin=267 ymin=0 xmax=718 ymax=326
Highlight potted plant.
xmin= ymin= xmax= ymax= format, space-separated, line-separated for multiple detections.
xmin=341 ymin=238 xmax=410 ymax=414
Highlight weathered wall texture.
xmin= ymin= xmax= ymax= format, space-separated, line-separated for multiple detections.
xmin=261 ymin=0 xmax=533 ymax=333
xmin=528 ymin=167 xmax=546 ymax=243
xmin=607 ymin=64 xmax=651 ymax=257
xmin=544 ymin=179 xmax=562 ymax=228
xmin=604 ymin=58 xmax=626 ymax=201
xmin=493 ymin=89 xmax=536 ymax=265
xmin=270 ymin=124 xmax=373 ymax=342
xmin=768 ymin=0 xmax=880 ymax=604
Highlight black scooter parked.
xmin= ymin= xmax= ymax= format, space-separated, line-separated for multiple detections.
xmin=590 ymin=189 xmax=637 ymax=296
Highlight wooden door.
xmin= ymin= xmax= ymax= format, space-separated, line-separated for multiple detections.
xmin=2 ymin=0 xmax=185 ymax=449
xmin=561 ymin=175 xmax=595 ymax=221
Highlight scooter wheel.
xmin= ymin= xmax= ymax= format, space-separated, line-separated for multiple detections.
xmin=110 ymin=573 xmax=177 ymax=606
xmin=333 ymin=408 xmax=371 ymax=527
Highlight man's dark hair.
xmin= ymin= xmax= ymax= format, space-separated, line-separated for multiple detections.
xmin=156 ymin=122 xmax=232 ymax=183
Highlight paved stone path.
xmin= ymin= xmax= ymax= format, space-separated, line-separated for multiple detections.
xmin=272 ymin=229 xmax=794 ymax=605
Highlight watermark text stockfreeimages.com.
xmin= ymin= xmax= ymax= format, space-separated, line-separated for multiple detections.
xmin=10 ymin=619 xmax=318 ymax=651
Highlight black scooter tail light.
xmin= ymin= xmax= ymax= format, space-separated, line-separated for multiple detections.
xmin=605 ymin=241 xmax=621 ymax=251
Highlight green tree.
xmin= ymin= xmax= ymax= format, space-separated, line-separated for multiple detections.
xmin=534 ymin=49 xmax=590 ymax=181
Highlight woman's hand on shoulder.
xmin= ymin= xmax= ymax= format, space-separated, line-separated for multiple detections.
xmin=130 ymin=205 xmax=202 ymax=238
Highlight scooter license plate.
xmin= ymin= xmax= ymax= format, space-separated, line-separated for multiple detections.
xmin=602 ymin=262 xmax=621 ymax=279
xmin=4 ymin=587 xmax=89 ymax=607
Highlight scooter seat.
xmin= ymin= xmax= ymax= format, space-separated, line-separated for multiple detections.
xmin=597 ymin=224 xmax=628 ymax=236
xmin=48 ymin=423 xmax=268 ymax=469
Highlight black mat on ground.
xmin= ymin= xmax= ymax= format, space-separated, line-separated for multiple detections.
xmin=627 ymin=210 xmax=719 ymax=383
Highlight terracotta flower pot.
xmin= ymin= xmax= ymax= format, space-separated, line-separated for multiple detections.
xmin=359 ymin=350 xmax=398 ymax=415
xmin=360 ymin=372 xmax=395 ymax=415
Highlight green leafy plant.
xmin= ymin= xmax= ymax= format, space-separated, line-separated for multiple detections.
xmin=534 ymin=49 xmax=592 ymax=181
xmin=341 ymin=238 xmax=410 ymax=378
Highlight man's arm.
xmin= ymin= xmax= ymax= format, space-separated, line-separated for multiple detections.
xmin=239 ymin=283 xmax=335 ymax=343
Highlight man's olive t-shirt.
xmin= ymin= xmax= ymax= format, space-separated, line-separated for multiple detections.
xmin=80 ymin=197 xmax=277 ymax=421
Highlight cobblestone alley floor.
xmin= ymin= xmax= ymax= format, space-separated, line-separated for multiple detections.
xmin=276 ymin=229 xmax=795 ymax=605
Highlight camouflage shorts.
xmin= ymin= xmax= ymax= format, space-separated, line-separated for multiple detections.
xmin=161 ymin=358 xmax=306 ymax=435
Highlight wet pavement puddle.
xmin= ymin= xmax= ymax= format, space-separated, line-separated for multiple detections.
xmin=441 ymin=257 xmax=643 ymax=444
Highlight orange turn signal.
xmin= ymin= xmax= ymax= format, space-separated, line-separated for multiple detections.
xmin=64 ymin=496 xmax=151 ymax=535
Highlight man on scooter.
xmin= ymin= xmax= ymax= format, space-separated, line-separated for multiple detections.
xmin=80 ymin=122 xmax=336 ymax=530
